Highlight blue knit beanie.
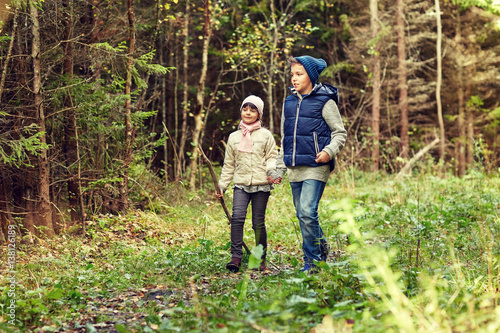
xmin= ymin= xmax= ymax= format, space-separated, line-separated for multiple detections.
xmin=295 ymin=56 xmax=327 ymax=86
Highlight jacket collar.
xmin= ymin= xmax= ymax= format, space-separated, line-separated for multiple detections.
xmin=289 ymin=83 xmax=338 ymax=104
xmin=288 ymin=83 xmax=322 ymax=98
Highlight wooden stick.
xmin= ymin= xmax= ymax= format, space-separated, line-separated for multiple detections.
xmin=198 ymin=145 xmax=231 ymax=221
xmin=198 ymin=145 xmax=251 ymax=255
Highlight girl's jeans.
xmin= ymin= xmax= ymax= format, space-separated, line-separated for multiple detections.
xmin=230 ymin=188 xmax=270 ymax=259
xmin=290 ymin=179 xmax=327 ymax=265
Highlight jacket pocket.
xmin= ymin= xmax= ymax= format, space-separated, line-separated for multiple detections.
xmin=313 ymin=132 xmax=320 ymax=155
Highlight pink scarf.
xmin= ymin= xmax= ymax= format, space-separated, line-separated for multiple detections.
xmin=238 ymin=120 xmax=261 ymax=153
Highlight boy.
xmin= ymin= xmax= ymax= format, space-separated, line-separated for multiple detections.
xmin=277 ymin=56 xmax=347 ymax=272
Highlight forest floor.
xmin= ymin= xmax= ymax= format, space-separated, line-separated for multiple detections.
xmin=1 ymin=170 xmax=500 ymax=332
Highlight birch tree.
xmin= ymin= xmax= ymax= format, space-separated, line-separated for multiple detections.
xmin=118 ymin=0 xmax=137 ymax=211
xmin=370 ymin=0 xmax=381 ymax=172
xmin=435 ymin=0 xmax=445 ymax=162
xmin=397 ymin=0 xmax=409 ymax=159
xmin=176 ymin=0 xmax=190 ymax=178
xmin=188 ymin=0 xmax=211 ymax=190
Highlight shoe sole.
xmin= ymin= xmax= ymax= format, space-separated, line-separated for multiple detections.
xmin=251 ymin=267 xmax=267 ymax=272
xmin=226 ymin=264 xmax=240 ymax=273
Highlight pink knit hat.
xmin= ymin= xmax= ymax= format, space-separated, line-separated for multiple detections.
xmin=240 ymin=95 xmax=264 ymax=120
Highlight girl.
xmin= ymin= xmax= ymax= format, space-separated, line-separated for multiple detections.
xmin=217 ymin=95 xmax=280 ymax=273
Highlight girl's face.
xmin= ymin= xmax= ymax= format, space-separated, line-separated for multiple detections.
xmin=290 ymin=63 xmax=313 ymax=95
xmin=241 ymin=106 xmax=259 ymax=124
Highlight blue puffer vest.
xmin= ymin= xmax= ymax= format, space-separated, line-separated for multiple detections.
xmin=282 ymin=83 xmax=338 ymax=170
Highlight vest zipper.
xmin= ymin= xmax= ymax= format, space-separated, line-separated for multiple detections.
xmin=292 ymin=98 xmax=302 ymax=166
xmin=313 ymin=131 xmax=319 ymax=155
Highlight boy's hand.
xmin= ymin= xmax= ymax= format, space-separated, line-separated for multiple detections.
xmin=315 ymin=151 xmax=330 ymax=164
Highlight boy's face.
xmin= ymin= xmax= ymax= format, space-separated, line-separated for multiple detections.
xmin=291 ymin=63 xmax=313 ymax=95
xmin=241 ymin=106 xmax=259 ymax=124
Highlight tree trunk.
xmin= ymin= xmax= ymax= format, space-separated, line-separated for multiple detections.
xmin=0 ymin=6 xmax=17 ymax=102
xmin=0 ymin=176 xmax=13 ymax=243
xmin=160 ymin=34 xmax=169 ymax=184
xmin=189 ymin=0 xmax=211 ymax=190
xmin=177 ymin=0 xmax=190 ymax=179
xmin=13 ymin=8 xmax=31 ymax=239
xmin=173 ymin=37 xmax=180 ymax=180
xmin=31 ymin=0 xmax=54 ymax=237
xmin=267 ymin=1 xmax=279 ymax=134
xmin=167 ymin=35 xmax=177 ymax=182
xmin=62 ymin=0 xmax=80 ymax=225
xmin=456 ymin=11 xmax=466 ymax=177
xmin=88 ymin=0 xmax=102 ymax=82
xmin=466 ymin=77 xmax=474 ymax=166
xmin=435 ymin=0 xmax=446 ymax=164
xmin=120 ymin=0 xmax=136 ymax=211
xmin=397 ymin=0 xmax=409 ymax=159
xmin=24 ymin=189 xmax=36 ymax=243
xmin=370 ymin=0 xmax=380 ymax=172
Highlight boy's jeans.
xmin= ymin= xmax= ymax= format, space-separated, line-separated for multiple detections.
xmin=290 ymin=179 xmax=327 ymax=265
xmin=230 ymin=188 xmax=270 ymax=259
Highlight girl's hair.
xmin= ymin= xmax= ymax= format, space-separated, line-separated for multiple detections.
xmin=241 ymin=102 xmax=258 ymax=111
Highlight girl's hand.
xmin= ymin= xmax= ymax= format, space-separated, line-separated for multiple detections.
xmin=267 ymin=176 xmax=282 ymax=184
xmin=315 ymin=151 xmax=330 ymax=164
xmin=215 ymin=187 xmax=225 ymax=199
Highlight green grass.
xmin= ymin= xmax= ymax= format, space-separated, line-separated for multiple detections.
xmin=1 ymin=170 xmax=499 ymax=332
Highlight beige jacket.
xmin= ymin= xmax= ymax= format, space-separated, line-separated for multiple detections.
xmin=219 ymin=128 xmax=278 ymax=190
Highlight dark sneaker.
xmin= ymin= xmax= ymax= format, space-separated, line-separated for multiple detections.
xmin=320 ymin=241 xmax=330 ymax=262
xmin=226 ymin=257 xmax=241 ymax=273
xmin=301 ymin=263 xmax=317 ymax=274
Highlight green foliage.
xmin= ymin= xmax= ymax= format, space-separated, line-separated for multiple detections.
xmin=41 ymin=59 xmax=166 ymax=212
xmin=90 ymin=42 xmax=171 ymax=90
xmin=224 ymin=6 xmax=318 ymax=81
xmin=451 ymin=0 xmax=500 ymax=15
xmin=248 ymin=244 xmax=264 ymax=269
xmin=0 ymin=35 xmax=12 ymax=43
xmin=2 ymin=171 xmax=500 ymax=332
xmin=322 ymin=61 xmax=356 ymax=77
xmin=0 ymin=123 xmax=50 ymax=167
xmin=136 ymin=51 xmax=173 ymax=75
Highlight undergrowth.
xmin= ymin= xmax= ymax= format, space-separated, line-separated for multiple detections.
xmin=1 ymin=170 xmax=499 ymax=332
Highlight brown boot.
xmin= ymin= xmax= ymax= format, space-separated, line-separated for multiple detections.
xmin=252 ymin=259 xmax=267 ymax=272
xmin=259 ymin=259 xmax=267 ymax=272
xmin=226 ymin=257 xmax=241 ymax=273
